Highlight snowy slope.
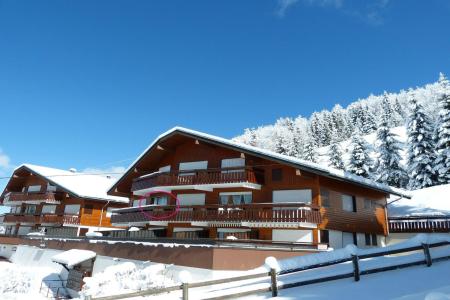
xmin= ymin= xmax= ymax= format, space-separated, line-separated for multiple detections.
xmin=388 ymin=184 xmax=450 ymax=217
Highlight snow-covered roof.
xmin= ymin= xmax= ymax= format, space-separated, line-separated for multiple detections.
xmin=15 ymin=164 xmax=128 ymax=203
xmin=110 ymin=127 xmax=411 ymax=198
xmin=388 ymin=184 xmax=450 ymax=217
xmin=52 ymin=249 xmax=96 ymax=268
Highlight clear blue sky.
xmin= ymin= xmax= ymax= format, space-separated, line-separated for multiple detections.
xmin=0 ymin=0 xmax=449 ymax=181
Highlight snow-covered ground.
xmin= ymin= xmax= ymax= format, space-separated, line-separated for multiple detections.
xmin=389 ymin=184 xmax=450 ymax=217
xmin=238 ymin=260 xmax=450 ymax=300
xmin=1 ymin=234 xmax=449 ymax=299
xmin=0 ymin=262 xmax=61 ymax=300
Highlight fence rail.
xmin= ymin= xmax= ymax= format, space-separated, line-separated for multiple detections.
xmin=85 ymin=240 xmax=450 ymax=300
xmin=389 ymin=216 xmax=450 ymax=233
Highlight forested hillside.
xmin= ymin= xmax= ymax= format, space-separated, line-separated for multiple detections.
xmin=234 ymin=73 xmax=450 ymax=190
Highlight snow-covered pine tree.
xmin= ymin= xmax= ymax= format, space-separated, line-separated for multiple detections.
xmin=406 ymin=92 xmax=437 ymax=189
xmin=360 ymin=105 xmax=377 ymax=134
xmin=302 ymin=137 xmax=318 ymax=163
xmin=347 ymin=131 xmax=373 ymax=178
xmin=375 ymin=115 xmax=408 ymax=188
xmin=433 ymin=73 xmax=450 ymax=184
xmin=328 ymin=138 xmax=345 ymax=170
xmin=381 ymin=92 xmax=394 ymax=127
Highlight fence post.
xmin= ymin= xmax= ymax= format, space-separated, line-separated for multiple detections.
xmin=270 ymin=268 xmax=278 ymax=297
xmin=422 ymin=243 xmax=432 ymax=267
xmin=182 ymin=282 xmax=189 ymax=300
xmin=352 ymin=254 xmax=360 ymax=282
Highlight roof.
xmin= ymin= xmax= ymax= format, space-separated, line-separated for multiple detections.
xmin=388 ymin=184 xmax=450 ymax=217
xmin=52 ymin=249 xmax=96 ymax=268
xmin=13 ymin=164 xmax=128 ymax=203
xmin=109 ymin=126 xmax=411 ymax=198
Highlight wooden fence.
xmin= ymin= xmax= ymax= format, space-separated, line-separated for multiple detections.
xmin=84 ymin=240 xmax=450 ymax=300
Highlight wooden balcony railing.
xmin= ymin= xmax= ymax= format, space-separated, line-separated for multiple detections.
xmin=3 ymin=192 xmax=63 ymax=204
xmin=131 ymin=167 xmax=265 ymax=192
xmin=389 ymin=216 xmax=450 ymax=233
xmin=111 ymin=203 xmax=321 ymax=225
xmin=3 ymin=214 xmax=81 ymax=225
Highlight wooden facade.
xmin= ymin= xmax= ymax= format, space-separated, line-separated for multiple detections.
xmin=0 ymin=166 xmax=127 ymax=236
xmin=108 ymin=128 xmax=406 ymax=249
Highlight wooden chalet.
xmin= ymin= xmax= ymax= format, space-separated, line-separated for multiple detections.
xmin=108 ymin=127 xmax=411 ymax=249
xmin=0 ymin=164 xmax=128 ymax=236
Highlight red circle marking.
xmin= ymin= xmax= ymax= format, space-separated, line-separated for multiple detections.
xmin=137 ymin=190 xmax=180 ymax=220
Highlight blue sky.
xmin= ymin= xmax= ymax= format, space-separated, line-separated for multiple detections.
xmin=0 ymin=0 xmax=449 ymax=187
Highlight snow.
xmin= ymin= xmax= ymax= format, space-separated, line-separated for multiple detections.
xmin=236 ymin=260 xmax=450 ymax=300
xmin=79 ymin=262 xmax=176 ymax=298
xmin=0 ymin=261 xmax=62 ymax=300
xmin=389 ymin=184 xmax=450 ymax=217
xmin=86 ymin=231 xmax=103 ymax=237
xmin=14 ymin=164 xmax=128 ymax=203
xmin=266 ymin=233 xmax=450 ymax=273
xmin=52 ymin=249 xmax=96 ymax=268
xmin=112 ymin=127 xmax=411 ymax=198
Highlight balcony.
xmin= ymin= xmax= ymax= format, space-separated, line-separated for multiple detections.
xmin=131 ymin=167 xmax=265 ymax=194
xmin=2 ymin=214 xmax=80 ymax=226
xmin=111 ymin=203 xmax=321 ymax=228
xmin=389 ymin=216 xmax=450 ymax=233
xmin=3 ymin=192 xmax=63 ymax=205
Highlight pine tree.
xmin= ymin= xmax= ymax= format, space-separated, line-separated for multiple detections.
xmin=347 ymin=132 xmax=373 ymax=178
xmin=406 ymin=93 xmax=437 ymax=189
xmin=302 ymin=139 xmax=318 ymax=163
xmin=375 ymin=115 xmax=408 ymax=188
xmin=433 ymin=73 xmax=450 ymax=184
xmin=381 ymin=92 xmax=394 ymax=127
xmin=328 ymin=141 xmax=345 ymax=170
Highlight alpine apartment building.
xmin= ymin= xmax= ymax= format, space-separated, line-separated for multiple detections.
xmin=0 ymin=164 xmax=128 ymax=236
xmin=108 ymin=127 xmax=411 ymax=249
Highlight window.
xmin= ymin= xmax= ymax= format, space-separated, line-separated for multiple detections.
xmin=365 ymin=233 xmax=378 ymax=246
xmin=272 ymin=168 xmax=283 ymax=182
xmin=41 ymin=205 xmax=57 ymax=214
xmin=27 ymin=185 xmax=41 ymax=193
xmin=219 ymin=192 xmax=252 ymax=205
xmin=132 ymin=199 xmax=141 ymax=207
xmin=64 ymin=204 xmax=80 ymax=215
xmin=24 ymin=205 xmax=37 ymax=215
xmin=179 ymin=161 xmax=208 ymax=176
xmin=321 ymin=189 xmax=330 ymax=207
xmin=365 ymin=233 xmax=371 ymax=246
xmin=47 ymin=184 xmax=57 ymax=192
xmin=342 ymin=195 xmax=356 ymax=212
xmin=371 ymin=234 xmax=378 ymax=246
xmin=150 ymin=195 xmax=168 ymax=206
xmin=343 ymin=232 xmax=357 ymax=246
xmin=272 ymin=190 xmax=312 ymax=204
xmin=364 ymin=199 xmax=373 ymax=209
xmin=320 ymin=230 xmax=329 ymax=244
xmin=84 ymin=205 xmax=93 ymax=214
xmin=221 ymin=158 xmax=245 ymax=173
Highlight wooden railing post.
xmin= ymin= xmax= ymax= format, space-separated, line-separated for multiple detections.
xmin=270 ymin=268 xmax=278 ymax=297
xmin=352 ymin=254 xmax=360 ymax=281
xmin=182 ymin=282 xmax=189 ymax=300
xmin=422 ymin=243 xmax=432 ymax=267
